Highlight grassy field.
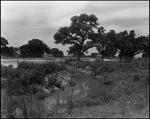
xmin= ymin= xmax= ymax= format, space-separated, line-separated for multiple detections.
xmin=1 ymin=58 xmax=149 ymax=118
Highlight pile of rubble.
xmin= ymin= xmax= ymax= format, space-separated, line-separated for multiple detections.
xmin=43 ymin=71 xmax=72 ymax=94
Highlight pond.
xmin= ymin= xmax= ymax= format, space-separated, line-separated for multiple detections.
xmin=1 ymin=58 xmax=53 ymax=68
xmin=1 ymin=58 xmax=119 ymax=68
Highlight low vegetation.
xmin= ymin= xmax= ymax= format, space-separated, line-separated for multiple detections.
xmin=1 ymin=58 xmax=149 ymax=118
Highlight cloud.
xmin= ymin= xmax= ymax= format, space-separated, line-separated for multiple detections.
xmin=49 ymin=1 xmax=88 ymax=19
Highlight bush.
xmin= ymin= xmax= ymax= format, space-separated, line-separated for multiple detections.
xmin=94 ymin=58 xmax=103 ymax=66
xmin=2 ymin=61 xmax=66 ymax=96
xmin=35 ymin=91 xmax=47 ymax=100
xmin=17 ymin=61 xmax=66 ymax=74
xmin=101 ymin=65 xmax=114 ymax=73
xmin=21 ymin=70 xmax=45 ymax=85
xmin=57 ymin=61 xmax=67 ymax=71
xmin=69 ymin=79 xmax=77 ymax=87
xmin=93 ymin=65 xmax=114 ymax=76
xmin=28 ymin=84 xmax=41 ymax=94
xmin=1 ymin=78 xmax=7 ymax=89
xmin=18 ymin=62 xmax=55 ymax=74
xmin=65 ymin=58 xmax=76 ymax=64
xmin=76 ymin=61 xmax=94 ymax=69
xmin=1 ymin=65 xmax=14 ymax=78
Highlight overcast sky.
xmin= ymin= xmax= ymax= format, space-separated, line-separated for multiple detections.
xmin=1 ymin=1 xmax=149 ymax=55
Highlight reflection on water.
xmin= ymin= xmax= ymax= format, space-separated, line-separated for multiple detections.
xmin=1 ymin=58 xmax=118 ymax=68
xmin=1 ymin=58 xmax=66 ymax=68
xmin=1 ymin=58 xmax=49 ymax=68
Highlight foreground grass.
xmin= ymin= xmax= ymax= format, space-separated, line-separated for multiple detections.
xmin=1 ymin=58 xmax=149 ymax=118
xmin=70 ymin=100 xmax=149 ymax=118
xmin=66 ymin=58 xmax=149 ymax=118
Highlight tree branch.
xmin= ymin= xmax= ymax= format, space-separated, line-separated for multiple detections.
xmin=69 ymin=34 xmax=82 ymax=44
xmin=133 ymin=50 xmax=143 ymax=56
xmin=81 ymin=44 xmax=99 ymax=54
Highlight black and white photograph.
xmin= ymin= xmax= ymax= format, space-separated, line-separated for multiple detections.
xmin=1 ymin=1 xmax=149 ymax=118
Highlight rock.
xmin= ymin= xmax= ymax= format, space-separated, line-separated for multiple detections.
xmin=84 ymin=66 xmax=92 ymax=71
xmin=57 ymin=71 xmax=71 ymax=81
xmin=81 ymin=82 xmax=90 ymax=91
xmin=42 ymin=87 xmax=51 ymax=94
xmin=43 ymin=71 xmax=71 ymax=92
xmin=96 ymin=75 xmax=103 ymax=79
xmin=54 ymin=86 xmax=59 ymax=90
xmin=14 ymin=107 xmax=23 ymax=118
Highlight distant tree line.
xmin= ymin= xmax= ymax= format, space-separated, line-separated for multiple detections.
xmin=1 ymin=13 xmax=149 ymax=61
xmin=1 ymin=38 xmax=64 ymax=58
xmin=53 ymin=13 xmax=149 ymax=61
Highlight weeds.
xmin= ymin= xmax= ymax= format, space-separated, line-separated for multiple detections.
xmin=1 ymin=58 xmax=149 ymax=118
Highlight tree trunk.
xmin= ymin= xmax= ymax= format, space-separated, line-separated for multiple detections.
xmin=101 ymin=56 xmax=104 ymax=61
xmin=119 ymin=56 xmax=122 ymax=62
xmin=77 ymin=55 xmax=81 ymax=61
xmin=129 ymin=56 xmax=133 ymax=61
xmin=101 ymin=51 xmax=104 ymax=61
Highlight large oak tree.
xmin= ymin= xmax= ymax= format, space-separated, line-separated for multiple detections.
xmin=53 ymin=13 xmax=99 ymax=60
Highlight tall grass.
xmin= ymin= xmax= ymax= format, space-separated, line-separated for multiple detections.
xmin=1 ymin=58 xmax=149 ymax=118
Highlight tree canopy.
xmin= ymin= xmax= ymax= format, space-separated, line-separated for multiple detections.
xmin=51 ymin=48 xmax=64 ymax=57
xmin=96 ymin=28 xmax=118 ymax=60
xmin=1 ymin=37 xmax=12 ymax=57
xmin=54 ymin=13 xmax=99 ymax=60
xmin=139 ymin=35 xmax=149 ymax=57
xmin=115 ymin=30 xmax=147 ymax=61
xmin=19 ymin=39 xmax=51 ymax=58
xmin=1 ymin=37 xmax=9 ymax=47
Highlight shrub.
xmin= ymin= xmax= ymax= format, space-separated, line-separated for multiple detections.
xmin=94 ymin=58 xmax=103 ymax=66
xmin=17 ymin=61 xmax=66 ymax=74
xmin=35 ymin=91 xmax=47 ymax=100
xmin=69 ymin=79 xmax=77 ymax=87
xmin=1 ymin=65 xmax=14 ymax=78
xmin=76 ymin=61 xmax=94 ymax=69
xmin=65 ymin=58 xmax=76 ymax=64
xmin=28 ymin=84 xmax=41 ymax=94
xmin=57 ymin=61 xmax=67 ymax=71
xmin=1 ymin=78 xmax=7 ymax=89
xmin=2 ymin=61 xmax=66 ymax=96
xmin=22 ymin=70 xmax=45 ymax=85
xmin=93 ymin=65 xmax=115 ymax=76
